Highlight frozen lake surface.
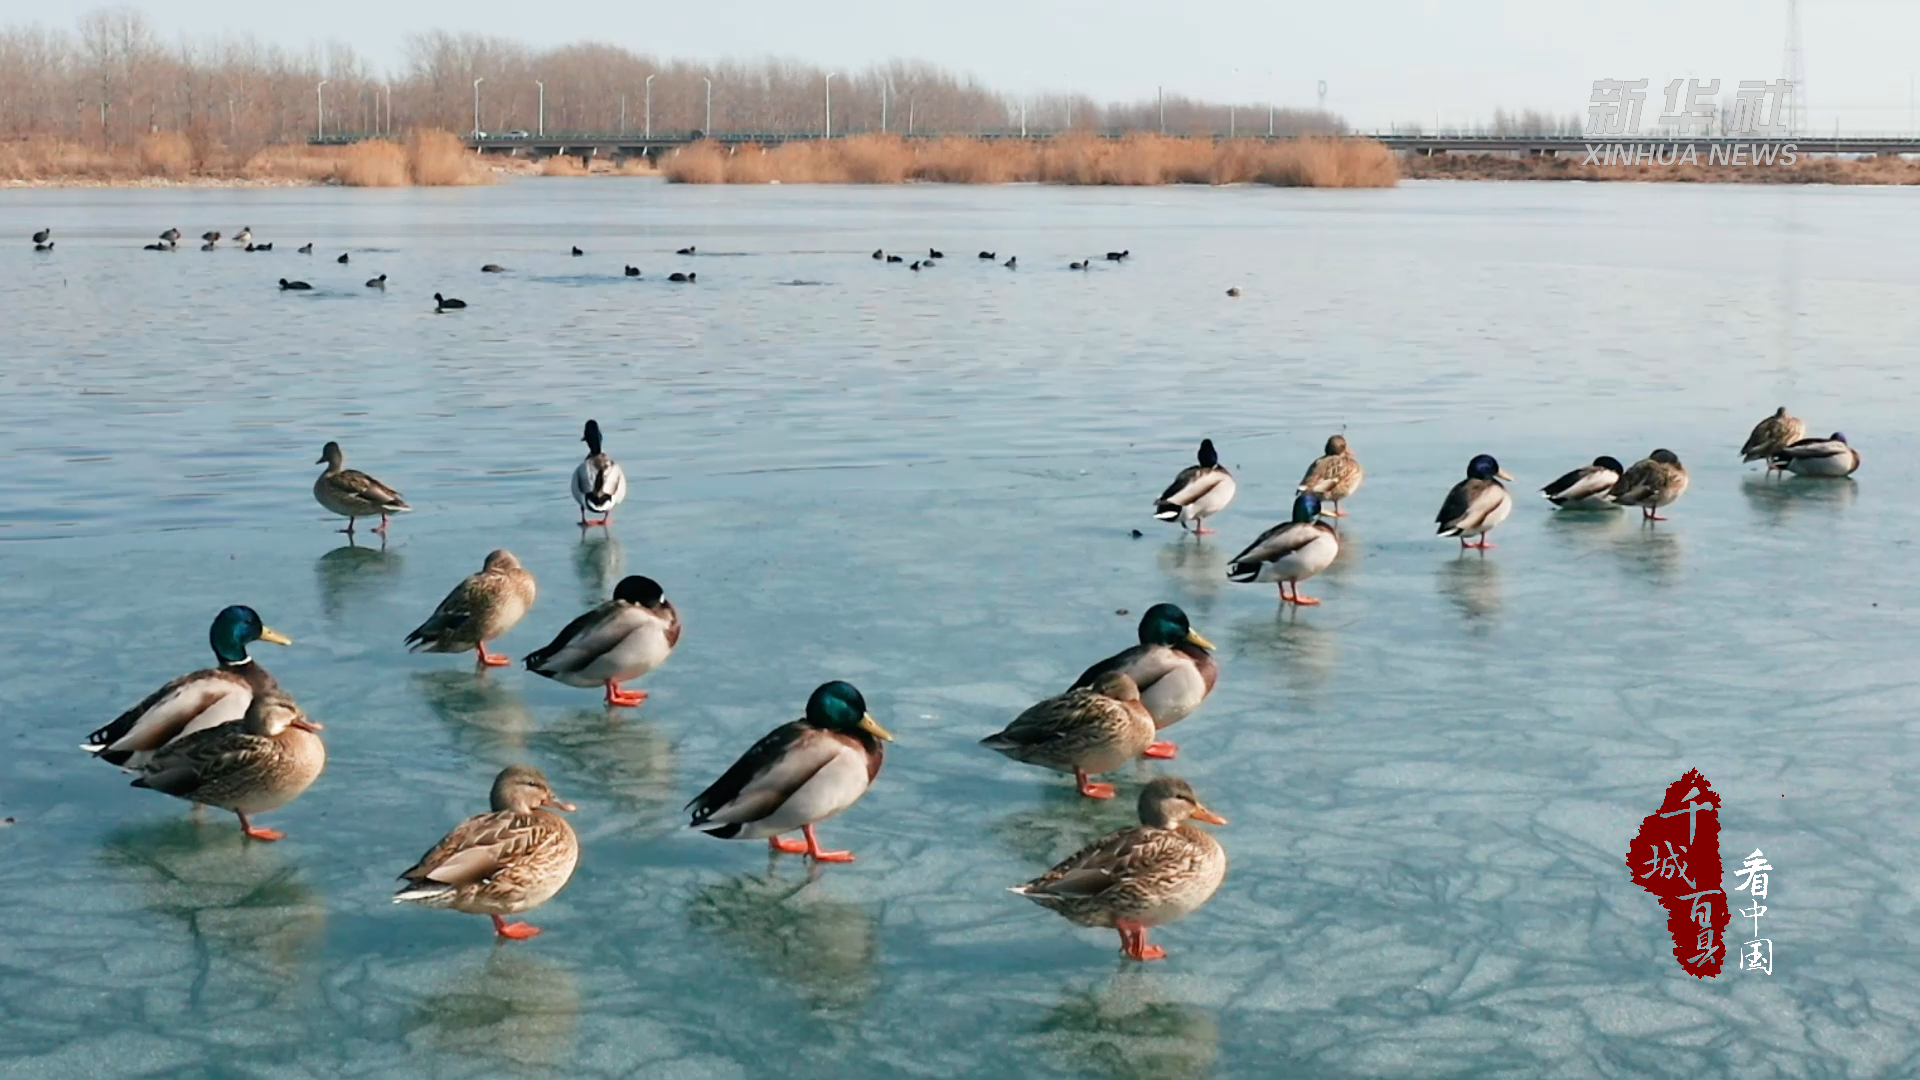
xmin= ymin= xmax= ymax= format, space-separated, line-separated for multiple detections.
xmin=0 ymin=177 xmax=1916 ymax=1078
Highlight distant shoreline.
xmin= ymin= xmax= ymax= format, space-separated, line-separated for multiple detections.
xmin=8 ymin=133 xmax=1920 ymax=189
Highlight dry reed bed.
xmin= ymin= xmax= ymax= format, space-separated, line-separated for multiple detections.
xmin=1 ymin=129 xmax=490 ymax=186
xmin=660 ymin=134 xmax=1400 ymax=187
xmin=1403 ymin=152 xmax=1920 ymax=185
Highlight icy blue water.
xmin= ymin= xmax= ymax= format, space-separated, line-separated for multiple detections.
xmin=0 ymin=177 xmax=1916 ymax=1078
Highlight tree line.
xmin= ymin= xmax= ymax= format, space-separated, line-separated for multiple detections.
xmin=0 ymin=8 xmax=1345 ymax=155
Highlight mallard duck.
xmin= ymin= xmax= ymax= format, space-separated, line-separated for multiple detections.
xmin=129 ymin=686 xmax=325 ymax=841
xmin=1070 ymin=604 xmax=1216 ymax=760
xmin=571 ymin=419 xmax=628 ymax=527
xmin=1296 ymin=434 xmax=1364 ymax=517
xmin=405 ymin=551 xmax=538 ymax=667
xmin=1227 ymin=492 xmax=1340 ymax=605
xmin=524 ymin=575 xmax=679 ymax=707
xmin=233 ymin=227 xmax=252 ymax=245
xmin=1541 ymin=456 xmax=1624 ymax=509
xmin=1771 ymin=432 xmax=1861 ymax=477
xmin=980 ymin=672 xmax=1156 ymax=798
xmin=393 ymin=765 xmax=579 ymax=939
xmin=1742 ymin=407 xmax=1805 ymax=471
xmin=1009 ymin=777 xmax=1227 ymax=961
xmin=83 ymin=605 xmax=293 ymax=770
xmin=687 ymin=681 xmax=891 ymax=862
xmin=1609 ymin=449 xmax=1689 ymax=521
xmin=1436 ymin=454 xmax=1514 ymax=549
xmin=197 ymin=229 xmax=217 ymax=243
xmin=313 ymin=441 xmax=410 ymax=536
xmin=1153 ymin=439 xmax=1236 ymax=535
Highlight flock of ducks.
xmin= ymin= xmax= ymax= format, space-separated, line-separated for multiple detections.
xmin=74 ymin=402 xmax=1859 ymax=960
xmin=53 ymin=216 xmax=1862 ymax=962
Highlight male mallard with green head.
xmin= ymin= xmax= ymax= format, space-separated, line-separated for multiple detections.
xmin=313 ymin=440 xmax=411 ymax=536
xmin=1771 ymin=432 xmax=1862 ymax=477
xmin=1296 ymin=434 xmax=1365 ymax=517
xmin=84 ymin=605 xmax=293 ymax=770
xmin=1069 ymin=604 xmax=1216 ymax=760
xmin=405 ymin=550 xmax=538 ymax=667
xmin=394 ymin=765 xmax=579 ymax=939
xmin=129 ymin=686 xmax=326 ymax=841
xmin=1152 ymin=438 xmax=1236 ymax=535
xmin=1540 ymin=456 xmax=1625 ymax=510
xmin=1227 ymin=492 xmax=1341 ymax=605
xmin=1010 ymin=777 xmax=1228 ymax=961
xmin=1435 ymin=454 xmax=1514 ymax=549
xmin=687 ymin=681 xmax=891 ymax=862
xmin=981 ymin=672 xmax=1156 ymax=798
xmin=523 ymin=574 xmax=679 ymax=707
xmin=1609 ymin=449 xmax=1689 ymax=522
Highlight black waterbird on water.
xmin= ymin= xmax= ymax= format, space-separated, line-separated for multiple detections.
xmin=435 ymin=292 xmax=467 ymax=311
xmin=279 ymin=278 xmax=312 ymax=290
xmin=297 ymin=242 xmax=313 ymax=254
xmin=676 ymin=245 xmax=696 ymax=255
xmin=337 ymin=252 xmax=350 ymax=264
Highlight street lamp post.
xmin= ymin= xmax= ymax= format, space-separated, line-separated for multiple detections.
xmin=316 ymin=80 xmax=328 ymax=139
xmin=472 ymin=77 xmax=484 ymax=136
xmin=383 ymin=84 xmax=392 ymax=135
xmin=824 ymin=72 xmax=836 ymax=138
xmin=703 ymin=77 xmax=712 ymax=134
xmin=644 ymin=73 xmax=655 ymax=139
xmin=1020 ymin=98 xmax=1027 ymax=138
xmin=1158 ymin=86 xmax=1165 ymax=134
xmin=535 ymin=80 xmax=544 ymax=136
xmin=620 ymin=94 xmax=626 ymax=135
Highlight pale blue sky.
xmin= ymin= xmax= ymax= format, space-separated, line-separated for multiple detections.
xmin=8 ymin=0 xmax=1918 ymax=131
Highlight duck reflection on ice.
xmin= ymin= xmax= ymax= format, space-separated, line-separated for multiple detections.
xmin=1027 ymin=972 xmax=1219 ymax=1080
xmin=534 ymin=708 xmax=675 ymax=829
xmin=97 ymin=818 xmax=326 ymax=977
xmin=414 ymin=669 xmax=536 ymax=761
xmin=406 ymin=948 xmax=580 ymax=1070
xmin=1155 ymin=539 xmax=1222 ymax=597
xmin=574 ymin=530 xmax=624 ymax=606
xmin=1741 ymin=473 xmax=1857 ymax=526
xmin=1226 ymin=606 xmax=1338 ymax=698
xmin=992 ymin=788 xmax=1140 ymax=868
xmin=1437 ymin=554 xmax=1503 ymax=621
xmin=315 ymin=539 xmax=402 ymax=621
xmin=1617 ymin=526 xmax=1681 ymax=584
xmin=686 ymin=865 xmax=879 ymax=1010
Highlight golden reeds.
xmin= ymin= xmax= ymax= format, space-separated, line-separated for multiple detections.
xmin=405 ymin=129 xmax=491 ymax=186
xmin=659 ymin=133 xmax=1401 ymax=188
